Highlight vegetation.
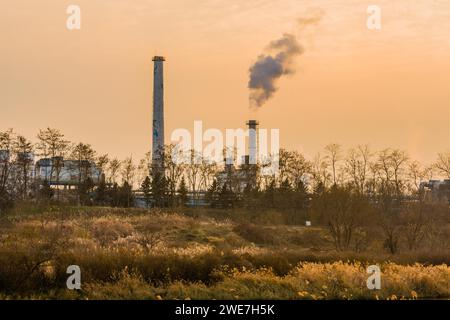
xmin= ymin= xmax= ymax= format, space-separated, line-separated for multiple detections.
xmin=0 ymin=206 xmax=448 ymax=300
xmin=0 ymin=128 xmax=449 ymax=299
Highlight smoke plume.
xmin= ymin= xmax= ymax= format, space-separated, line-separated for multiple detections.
xmin=248 ymin=11 xmax=323 ymax=109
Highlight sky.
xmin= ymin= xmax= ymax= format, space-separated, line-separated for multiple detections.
xmin=1 ymin=0 xmax=450 ymax=164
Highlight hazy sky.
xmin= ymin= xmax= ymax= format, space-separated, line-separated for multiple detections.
xmin=1 ymin=0 xmax=450 ymax=164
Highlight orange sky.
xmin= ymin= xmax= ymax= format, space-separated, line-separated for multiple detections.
xmin=1 ymin=0 xmax=450 ymax=164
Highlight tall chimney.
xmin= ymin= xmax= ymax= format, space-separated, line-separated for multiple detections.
xmin=247 ymin=120 xmax=259 ymax=165
xmin=152 ymin=56 xmax=165 ymax=176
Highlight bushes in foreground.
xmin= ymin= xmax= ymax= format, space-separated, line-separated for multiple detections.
xmin=1 ymin=245 xmax=450 ymax=299
xmin=9 ymin=262 xmax=448 ymax=300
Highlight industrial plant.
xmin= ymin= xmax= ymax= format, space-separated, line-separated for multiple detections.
xmin=1 ymin=53 xmax=450 ymax=207
xmin=1 ymin=56 xmax=450 ymax=207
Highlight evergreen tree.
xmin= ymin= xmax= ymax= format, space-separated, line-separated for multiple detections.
xmin=122 ymin=181 xmax=134 ymax=208
xmin=78 ymin=177 xmax=94 ymax=205
xmin=293 ymin=180 xmax=310 ymax=223
xmin=95 ymin=180 xmax=108 ymax=205
xmin=141 ymin=176 xmax=152 ymax=208
xmin=280 ymin=178 xmax=292 ymax=192
xmin=218 ymin=183 xmax=236 ymax=208
xmin=0 ymin=187 xmax=14 ymax=215
xmin=109 ymin=183 xmax=120 ymax=207
xmin=151 ymin=171 xmax=167 ymax=207
xmin=177 ymin=176 xmax=188 ymax=207
xmin=206 ymin=179 xmax=219 ymax=208
xmin=264 ymin=179 xmax=276 ymax=208
xmin=39 ymin=179 xmax=54 ymax=202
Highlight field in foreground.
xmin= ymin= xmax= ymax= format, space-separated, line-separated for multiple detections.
xmin=0 ymin=206 xmax=449 ymax=300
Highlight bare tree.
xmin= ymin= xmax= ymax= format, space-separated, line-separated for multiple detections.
xmin=95 ymin=154 xmax=109 ymax=183
xmin=137 ymin=152 xmax=151 ymax=186
xmin=434 ymin=151 xmax=450 ymax=178
xmin=345 ymin=145 xmax=371 ymax=195
xmin=312 ymin=152 xmax=331 ymax=189
xmin=407 ymin=161 xmax=433 ymax=195
xmin=376 ymin=148 xmax=408 ymax=198
xmin=312 ymin=186 xmax=368 ymax=251
xmin=108 ymin=158 xmax=121 ymax=184
xmin=186 ymin=149 xmax=202 ymax=200
xmin=0 ymin=129 xmax=15 ymax=191
xmin=390 ymin=149 xmax=409 ymax=197
xmin=401 ymin=204 xmax=427 ymax=251
xmin=164 ymin=144 xmax=186 ymax=205
xmin=121 ymin=157 xmax=136 ymax=187
xmin=325 ymin=143 xmax=342 ymax=186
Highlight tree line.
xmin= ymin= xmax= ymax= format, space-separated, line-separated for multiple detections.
xmin=1 ymin=128 xmax=449 ymax=254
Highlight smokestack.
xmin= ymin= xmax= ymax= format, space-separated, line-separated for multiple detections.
xmin=152 ymin=56 xmax=165 ymax=176
xmin=247 ymin=120 xmax=259 ymax=165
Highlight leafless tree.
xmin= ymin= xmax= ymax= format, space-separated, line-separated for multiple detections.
xmin=376 ymin=148 xmax=408 ymax=198
xmin=312 ymin=152 xmax=331 ymax=189
xmin=108 ymin=158 xmax=121 ymax=184
xmin=407 ymin=161 xmax=433 ymax=195
xmin=95 ymin=154 xmax=109 ymax=183
xmin=390 ymin=149 xmax=409 ymax=197
xmin=186 ymin=149 xmax=202 ymax=200
xmin=434 ymin=151 xmax=450 ymax=178
xmin=325 ymin=143 xmax=342 ymax=186
xmin=137 ymin=152 xmax=151 ymax=185
xmin=0 ymin=129 xmax=15 ymax=191
xmin=121 ymin=157 xmax=136 ymax=187
xmin=345 ymin=145 xmax=371 ymax=195
xmin=313 ymin=186 xmax=368 ymax=251
xmin=401 ymin=204 xmax=427 ymax=251
xmin=164 ymin=144 xmax=186 ymax=205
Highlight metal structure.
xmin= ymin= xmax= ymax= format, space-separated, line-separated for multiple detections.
xmin=152 ymin=56 xmax=165 ymax=177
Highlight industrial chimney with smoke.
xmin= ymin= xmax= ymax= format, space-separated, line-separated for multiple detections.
xmin=152 ymin=56 xmax=165 ymax=177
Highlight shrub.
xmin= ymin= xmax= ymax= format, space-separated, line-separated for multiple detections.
xmin=233 ymin=223 xmax=281 ymax=245
xmin=90 ymin=217 xmax=134 ymax=246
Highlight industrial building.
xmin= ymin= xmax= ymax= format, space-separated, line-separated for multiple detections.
xmin=0 ymin=155 xmax=102 ymax=186
xmin=215 ymin=120 xmax=260 ymax=193
xmin=420 ymin=179 xmax=450 ymax=203
xmin=35 ymin=157 xmax=103 ymax=187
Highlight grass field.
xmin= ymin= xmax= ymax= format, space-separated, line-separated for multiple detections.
xmin=0 ymin=205 xmax=449 ymax=300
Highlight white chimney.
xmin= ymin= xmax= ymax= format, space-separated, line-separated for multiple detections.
xmin=247 ymin=120 xmax=259 ymax=165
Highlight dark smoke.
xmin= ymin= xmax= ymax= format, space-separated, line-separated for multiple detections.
xmin=248 ymin=34 xmax=302 ymax=108
xmin=248 ymin=12 xmax=323 ymax=109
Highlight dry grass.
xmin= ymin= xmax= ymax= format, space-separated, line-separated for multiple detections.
xmin=0 ymin=206 xmax=448 ymax=300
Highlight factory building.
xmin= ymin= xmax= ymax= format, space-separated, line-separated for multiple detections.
xmin=215 ymin=120 xmax=259 ymax=193
xmin=0 ymin=150 xmax=102 ymax=188
xmin=420 ymin=179 xmax=450 ymax=203
xmin=35 ymin=157 xmax=103 ymax=187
